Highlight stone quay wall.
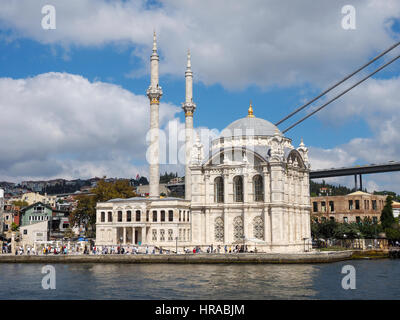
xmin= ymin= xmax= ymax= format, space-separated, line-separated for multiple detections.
xmin=0 ymin=251 xmax=356 ymax=264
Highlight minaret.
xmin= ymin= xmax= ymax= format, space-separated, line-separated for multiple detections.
xmin=146 ymin=31 xmax=163 ymax=198
xmin=182 ymin=49 xmax=196 ymax=200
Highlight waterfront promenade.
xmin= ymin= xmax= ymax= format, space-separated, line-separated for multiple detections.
xmin=0 ymin=250 xmax=360 ymax=264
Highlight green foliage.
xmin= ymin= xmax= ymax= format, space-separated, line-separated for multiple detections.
xmin=380 ymin=196 xmax=395 ymax=229
xmin=374 ymin=191 xmax=400 ymax=202
xmin=11 ymin=222 xmax=18 ymax=231
xmin=12 ymin=200 xmax=29 ymax=207
xmin=334 ymin=222 xmax=360 ymax=239
xmin=311 ymin=217 xmax=381 ymax=240
xmin=358 ymin=217 xmax=382 ymax=238
xmin=159 ymin=172 xmax=178 ymax=184
xmin=71 ymin=179 xmax=136 ymax=234
xmin=92 ymin=179 xmax=136 ymax=202
xmin=309 ymin=181 xmax=352 ymax=197
xmin=385 ymin=227 xmax=400 ymax=241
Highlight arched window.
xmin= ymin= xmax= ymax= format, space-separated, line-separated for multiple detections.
xmin=136 ymin=210 xmax=141 ymax=222
xmin=127 ymin=210 xmax=132 ymax=222
xmin=233 ymin=176 xmax=243 ymax=202
xmin=214 ymin=177 xmax=224 ymax=203
xmin=108 ymin=212 xmax=112 ymax=222
xmin=161 ymin=210 xmax=166 ymax=222
xmin=117 ymin=211 xmax=122 ymax=222
xmin=101 ymin=212 xmax=105 ymax=222
xmin=253 ymin=216 xmax=264 ymax=239
xmin=253 ymin=175 xmax=264 ymax=202
xmin=214 ymin=217 xmax=224 ymax=242
xmin=233 ymin=216 xmax=243 ymax=241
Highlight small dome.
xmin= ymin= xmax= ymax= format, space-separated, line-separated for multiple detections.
xmin=220 ymin=116 xmax=280 ymax=138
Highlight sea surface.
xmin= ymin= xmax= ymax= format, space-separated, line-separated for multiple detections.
xmin=0 ymin=259 xmax=398 ymax=299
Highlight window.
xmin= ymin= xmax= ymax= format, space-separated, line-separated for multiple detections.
xmin=233 ymin=176 xmax=243 ymax=202
xmin=253 ymin=175 xmax=264 ymax=202
xmin=108 ymin=212 xmax=112 ymax=222
xmin=182 ymin=210 xmax=185 ymax=222
xmin=356 ymin=216 xmax=361 ymax=224
xmin=118 ymin=211 xmax=122 ymax=222
xmin=330 ymin=217 xmax=335 ymax=221
xmin=321 ymin=201 xmax=326 ymax=213
xmin=152 ymin=229 xmax=157 ymax=241
xmin=24 ymin=230 xmax=27 ymax=235
xmin=214 ymin=217 xmax=224 ymax=242
xmin=136 ymin=210 xmax=141 ymax=222
xmin=146 ymin=210 xmax=149 ymax=222
xmin=349 ymin=200 xmax=353 ymax=210
xmin=372 ymin=200 xmax=377 ymax=210
xmin=355 ymin=200 xmax=360 ymax=210
xmin=372 ymin=216 xmax=378 ymax=224
xmin=343 ymin=217 xmax=348 ymax=223
xmin=168 ymin=229 xmax=173 ymax=241
xmin=179 ymin=210 xmax=181 ymax=222
xmin=233 ymin=216 xmax=244 ymax=241
xmin=253 ymin=216 xmax=264 ymax=240
xmin=161 ymin=210 xmax=165 ymax=222
xmin=313 ymin=202 xmax=318 ymax=212
xmin=329 ymin=201 xmax=334 ymax=212
xmin=127 ymin=211 xmax=132 ymax=222
xmin=187 ymin=211 xmax=190 ymax=222
xmin=153 ymin=211 xmax=157 ymax=222
xmin=160 ymin=229 xmax=165 ymax=241
xmin=168 ymin=210 xmax=173 ymax=222
xmin=214 ymin=177 xmax=224 ymax=203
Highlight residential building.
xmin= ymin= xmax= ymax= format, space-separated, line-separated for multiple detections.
xmin=311 ymin=191 xmax=386 ymax=223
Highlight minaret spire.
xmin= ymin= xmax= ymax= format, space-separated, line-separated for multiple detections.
xmin=146 ymin=31 xmax=163 ymax=198
xmin=182 ymin=48 xmax=197 ymax=200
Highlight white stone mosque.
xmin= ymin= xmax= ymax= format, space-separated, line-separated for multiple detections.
xmin=95 ymin=33 xmax=312 ymax=252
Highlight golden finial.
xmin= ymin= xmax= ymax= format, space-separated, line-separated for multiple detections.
xmin=247 ymin=100 xmax=254 ymax=117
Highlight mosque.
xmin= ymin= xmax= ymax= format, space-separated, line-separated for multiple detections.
xmin=95 ymin=33 xmax=312 ymax=253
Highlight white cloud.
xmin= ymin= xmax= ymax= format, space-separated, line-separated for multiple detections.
xmin=0 ymin=72 xmax=180 ymax=181
xmin=0 ymin=0 xmax=400 ymax=89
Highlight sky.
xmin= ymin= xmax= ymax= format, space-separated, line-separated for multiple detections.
xmin=0 ymin=0 xmax=399 ymax=193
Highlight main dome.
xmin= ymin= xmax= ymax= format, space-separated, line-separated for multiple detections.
xmin=220 ymin=116 xmax=280 ymax=138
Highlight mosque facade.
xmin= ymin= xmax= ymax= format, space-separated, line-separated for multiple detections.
xmin=95 ymin=33 xmax=312 ymax=253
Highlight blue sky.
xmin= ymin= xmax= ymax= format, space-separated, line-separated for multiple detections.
xmin=0 ymin=0 xmax=399 ymax=193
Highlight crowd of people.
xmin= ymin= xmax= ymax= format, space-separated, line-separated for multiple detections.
xmin=2 ymin=243 xmax=253 ymax=255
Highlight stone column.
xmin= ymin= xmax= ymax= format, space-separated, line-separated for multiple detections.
xmin=123 ymin=227 xmax=126 ymax=245
xmin=132 ymin=227 xmax=136 ymax=244
xmin=141 ymin=227 xmax=146 ymax=245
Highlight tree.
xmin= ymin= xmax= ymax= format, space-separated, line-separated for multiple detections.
xmin=380 ymin=196 xmax=395 ymax=229
xmin=11 ymin=222 xmax=18 ymax=231
xmin=385 ymin=227 xmax=400 ymax=241
xmin=71 ymin=179 xmax=137 ymax=235
xmin=12 ymin=200 xmax=29 ymax=207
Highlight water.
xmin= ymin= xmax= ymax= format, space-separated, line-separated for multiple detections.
xmin=0 ymin=259 xmax=399 ymax=299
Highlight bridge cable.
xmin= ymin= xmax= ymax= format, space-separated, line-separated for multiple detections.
xmin=282 ymin=52 xmax=400 ymax=133
xmin=275 ymin=40 xmax=400 ymax=126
